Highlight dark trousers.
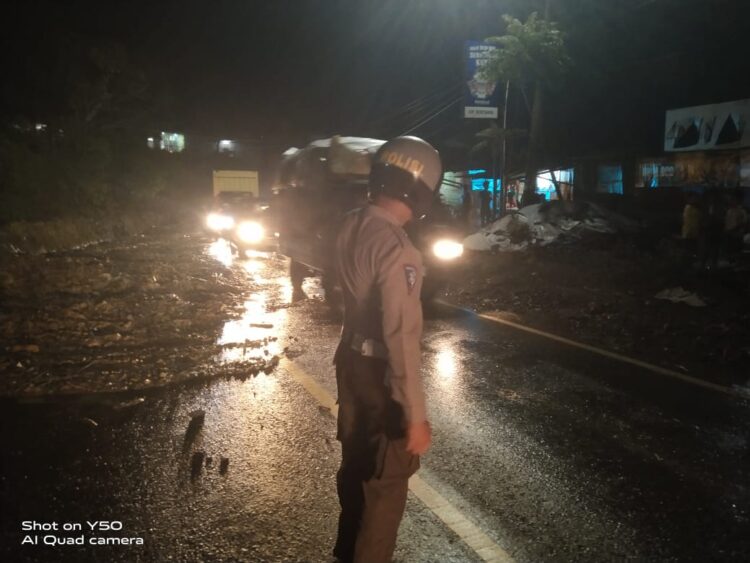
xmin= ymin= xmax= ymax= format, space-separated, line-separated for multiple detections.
xmin=333 ymin=349 xmax=419 ymax=563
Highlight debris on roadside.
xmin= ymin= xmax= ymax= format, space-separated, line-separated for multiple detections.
xmin=445 ymin=230 xmax=750 ymax=385
xmin=463 ymin=201 xmax=639 ymax=252
xmin=184 ymin=410 xmax=206 ymax=448
xmin=0 ymin=230 xmax=289 ymax=396
xmin=11 ymin=344 xmax=40 ymax=353
xmin=654 ymin=287 xmax=707 ymax=307
xmin=114 ymin=397 xmax=146 ymax=410
xmin=732 ymin=383 xmax=750 ymax=398
xmin=190 ymin=451 xmax=206 ymax=479
xmin=219 ymin=457 xmax=229 ymax=475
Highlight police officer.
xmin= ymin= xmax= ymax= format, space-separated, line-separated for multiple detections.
xmin=332 ymin=136 xmax=442 ymax=563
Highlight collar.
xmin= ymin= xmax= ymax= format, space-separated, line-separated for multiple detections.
xmin=366 ymin=203 xmax=401 ymax=226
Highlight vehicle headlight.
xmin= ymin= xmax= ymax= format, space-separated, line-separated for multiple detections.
xmin=432 ymin=239 xmax=464 ymax=261
xmin=207 ymin=212 xmax=235 ymax=232
xmin=236 ymin=220 xmax=265 ymax=244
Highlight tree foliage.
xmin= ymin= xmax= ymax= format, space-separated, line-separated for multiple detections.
xmin=0 ymin=37 xmax=166 ymax=224
xmin=481 ymin=13 xmax=570 ymax=91
xmin=472 ymin=122 xmax=527 ymax=156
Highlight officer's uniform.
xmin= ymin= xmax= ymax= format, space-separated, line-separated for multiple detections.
xmin=333 ymin=203 xmax=425 ymax=563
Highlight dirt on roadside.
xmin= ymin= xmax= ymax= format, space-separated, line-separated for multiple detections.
xmin=444 ymin=234 xmax=750 ymax=388
xmin=0 ymin=229 xmax=287 ymax=396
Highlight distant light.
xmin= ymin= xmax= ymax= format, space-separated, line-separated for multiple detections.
xmin=146 ymin=137 xmax=155 ymax=149
xmin=35 ymin=123 xmax=47 ymax=131
xmin=161 ymin=131 xmax=185 ymax=153
xmin=218 ymin=140 xmax=236 ymax=154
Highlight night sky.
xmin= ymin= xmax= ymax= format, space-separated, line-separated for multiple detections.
xmin=4 ymin=0 xmax=750 ymax=167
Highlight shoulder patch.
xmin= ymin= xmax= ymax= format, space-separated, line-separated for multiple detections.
xmin=404 ymin=264 xmax=418 ymax=294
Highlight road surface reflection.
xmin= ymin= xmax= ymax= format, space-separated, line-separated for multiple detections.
xmin=206 ymin=241 xmax=291 ymax=366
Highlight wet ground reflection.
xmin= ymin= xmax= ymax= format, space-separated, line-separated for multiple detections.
xmin=207 ymin=238 xmax=234 ymax=268
xmin=206 ymin=245 xmax=291 ymax=366
xmin=218 ymin=294 xmax=286 ymax=364
xmin=426 ymin=333 xmax=469 ymax=410
xmin=436 ymin=349 xmax=457 ymax=379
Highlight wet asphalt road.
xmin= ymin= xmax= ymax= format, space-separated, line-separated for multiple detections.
xmin=1 ymin=234 xmax=749 ymax=562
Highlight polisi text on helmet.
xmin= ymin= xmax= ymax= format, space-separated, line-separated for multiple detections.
xmin=379 ymin=150 xmax=425 ymax=178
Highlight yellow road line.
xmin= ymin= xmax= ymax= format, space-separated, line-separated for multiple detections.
xmin=281 ymin=358 xmax=515 ymax=563
xmin=436 ymin=300 xmax=740 ymax=398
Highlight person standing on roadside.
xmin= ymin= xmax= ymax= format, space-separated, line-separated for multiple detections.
xmin=461 ymin=182 xmax=473 ymax=229
xmin=681 ymin=191 xmax=702 ymax=267
xmin=724 ymin=189 xmax=747 ymax=263
xmin=332 ymin=136 xmax=441 ymax=563
xmin=480 ymin=181 xmax=491 ymax=225
xmin=701 ymin=188 xmax=725 ymax=270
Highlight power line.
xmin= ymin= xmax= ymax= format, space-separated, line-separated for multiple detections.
xmin=398 ymin=96 xmax=462 ymax=137
xmin=364 ymin=82 xmax=462 ymax=133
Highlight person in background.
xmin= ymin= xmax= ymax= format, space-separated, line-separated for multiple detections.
xmin=461 ymin=182 xmax=472 ymax=229
xmin=480 ymin=181 xmax=491 ymax=225
xmin=681 ymin=192 xmax=702 ymax=267
xmin=507 ymin=182 xmax=516 ymax=209
xmin=701 ymin=188 xmax=725 ymax=270
xmin=724 ymin=189 xmax=747 ymax=263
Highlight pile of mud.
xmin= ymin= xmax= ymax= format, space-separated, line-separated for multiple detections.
xmin=464 ymin=201 xmax=640 ymax=252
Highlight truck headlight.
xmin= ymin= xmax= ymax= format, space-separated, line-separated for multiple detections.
xmin=237 ymin=220 xmax=265 ymax=244
xmin=432 ymin=239 xmax=464 ymax=261
xmin=207 ymin=212 xmax=235 ymax=232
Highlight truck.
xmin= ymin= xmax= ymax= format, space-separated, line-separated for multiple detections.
xmin=205 ymin=169 xmax=275 ymax=252
xmin=271 ymin=136 xmax=464 ymax=303
xmin=212 ymin=170 xmax=259 ymax=199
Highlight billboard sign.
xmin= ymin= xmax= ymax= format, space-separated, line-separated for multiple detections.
xmin=665 ymin=98 xmax=750 ymax=152
xmin=463 ymin=41 xmax=501 ymax=119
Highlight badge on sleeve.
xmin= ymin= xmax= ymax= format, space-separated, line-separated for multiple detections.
xmin=404 ymin=264 xmax=418 ymax=295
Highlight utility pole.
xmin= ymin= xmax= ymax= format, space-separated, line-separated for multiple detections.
xmin=500 ymin=80 xmax=510 ymax=216
xmin=523 ymin=0 xmax=553 ymax=206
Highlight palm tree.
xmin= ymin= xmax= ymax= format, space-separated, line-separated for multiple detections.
xmin=482 ymin=12 xmax=570 ymax=206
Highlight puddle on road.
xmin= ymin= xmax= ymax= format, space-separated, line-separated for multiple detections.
xmin=218 ymin=294 xmax=286 ymax=364
xmin=207 ymin=238 xmax=234 ymax=268
xmin=206 ymin=241 xmax=292 ymax=367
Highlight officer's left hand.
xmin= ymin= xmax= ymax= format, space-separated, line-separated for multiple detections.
xmin=406 ymin=421 xmax=432 ymax=455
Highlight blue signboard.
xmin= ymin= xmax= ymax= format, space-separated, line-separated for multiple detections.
xmin=463 ymin=41 xmax=501 ymax=119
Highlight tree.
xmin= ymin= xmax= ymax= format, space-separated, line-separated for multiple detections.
xmin=482 ymin=12 xmax=570 ymax=206
xmin=0 ymin=34 xmax=162 ymax=223
xmin=471 ymin=122 xmax=526 ymax=218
